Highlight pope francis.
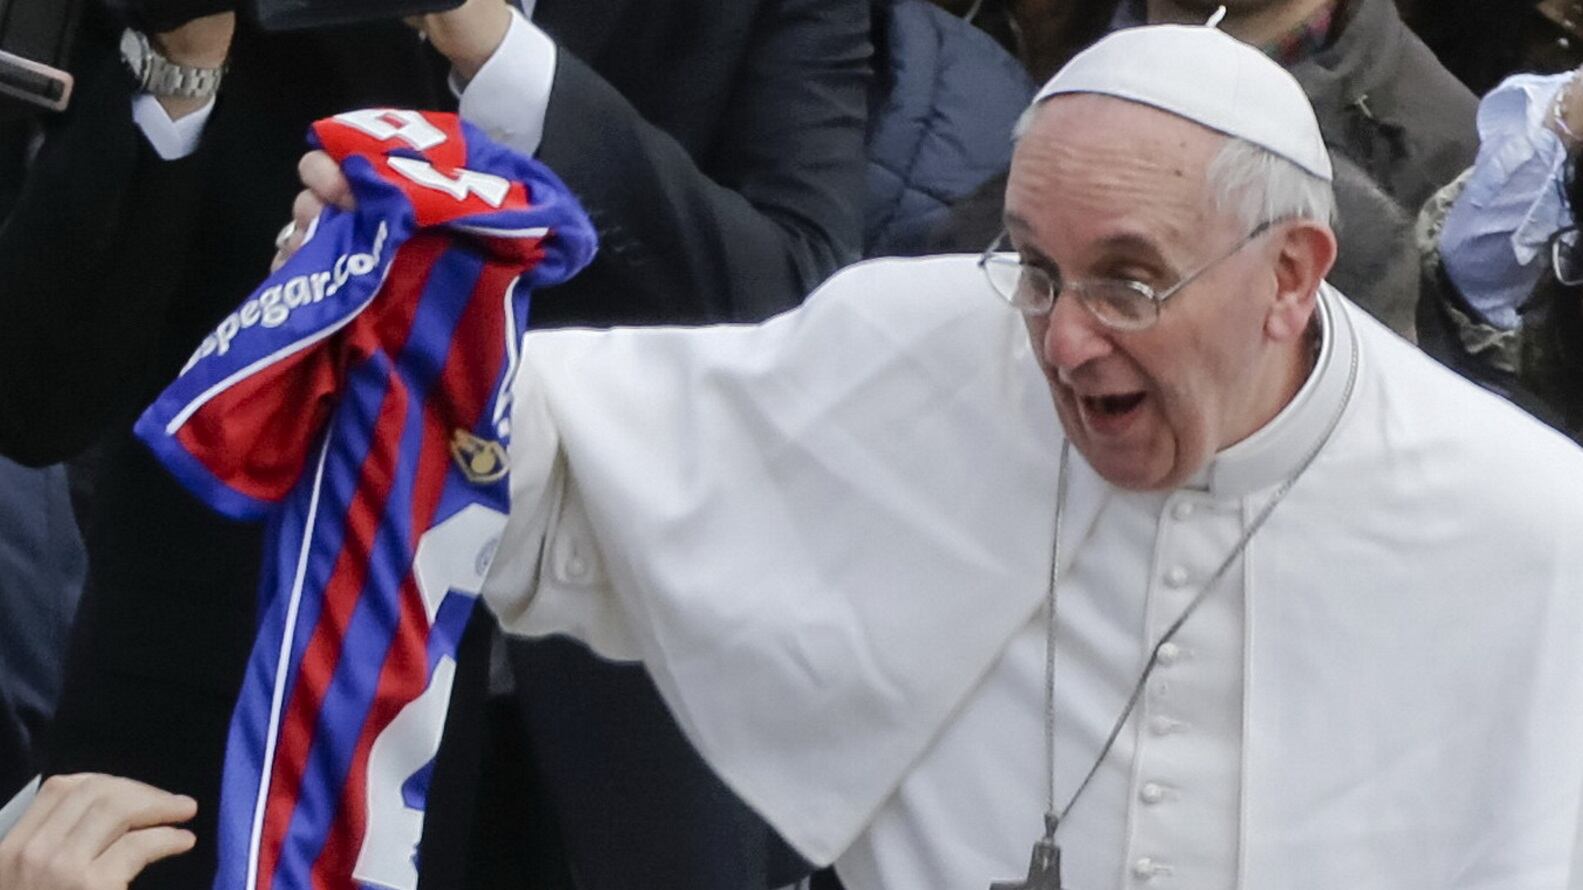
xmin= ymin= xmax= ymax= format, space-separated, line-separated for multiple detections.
xmin=471 ymin=22 xmax=1583 ymax=890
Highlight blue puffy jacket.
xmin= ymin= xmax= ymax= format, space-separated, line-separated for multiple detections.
xmin=865 ymin=0 xmax=1034 ymax=257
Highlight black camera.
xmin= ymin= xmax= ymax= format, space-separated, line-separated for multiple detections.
xmin=0 ymin=0 xmax=462 ymax=117
xmin=248 ymin=0 xmax=464 ymax=32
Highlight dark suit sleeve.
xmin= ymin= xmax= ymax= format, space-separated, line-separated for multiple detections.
xmin=0 ymin=686 xmax=30 ymax=801
xmin=0 ymin=38 xmax=209 ymax=466
xmin=534 ymin=0 xmax=869 ymax=324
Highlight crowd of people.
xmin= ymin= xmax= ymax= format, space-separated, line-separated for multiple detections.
xmin=2 ymin=1 xmax=1583 ymax=889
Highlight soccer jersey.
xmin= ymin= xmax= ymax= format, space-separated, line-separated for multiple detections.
xmin=135 ymin=109 xmax=596 ymax=890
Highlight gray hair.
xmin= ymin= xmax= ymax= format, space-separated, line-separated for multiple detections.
xmin=1010 ymin=106 xmax=1336 ymax=230
xmin=1206 ymin=136 xmax=1335 ymax=230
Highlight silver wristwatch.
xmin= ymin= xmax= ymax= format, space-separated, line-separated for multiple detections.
xmin=119 ymin=29 xmax=226 ymax=100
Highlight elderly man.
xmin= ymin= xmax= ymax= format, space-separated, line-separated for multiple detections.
xmin=469 ymin=24 xmax=1583 ymax=890
xmin=120 ymin=19 xmax=1583 ymax=890
xmin=452 ymin=24 xmax=1583 ymax=889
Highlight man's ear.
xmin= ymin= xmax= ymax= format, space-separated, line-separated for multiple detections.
xmin=1264 ymin=220 xmax=1337 ymax=342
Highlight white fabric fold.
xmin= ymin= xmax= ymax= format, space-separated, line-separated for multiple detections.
xmin=0 ymin=776 xmax=39 ymax=841
xmin=131 ymin=93 xmax=214 ymax=160
xmin=484 ymin=256 xmax=1071 ymax=863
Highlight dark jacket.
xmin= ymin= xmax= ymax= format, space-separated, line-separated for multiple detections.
xmin=1325 ymin=151 xmax=1421 ymax=338
xmin=0 ymin=2 xmax=869 ymax=465
xmin=1288 ymin=0 xmax=1478 ymax=213
xmin=864 ymin=0 xmax=1032 ymax=256
xmin=0 ymin=4 xmax=867 ymax=888
xmin=0 ymin=457 xmax=83 ymax=782
xmin=0 ymin=687 xmax=28 ymax=803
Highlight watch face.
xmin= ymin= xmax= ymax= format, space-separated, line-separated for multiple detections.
xmin=119 ymin=29 xmax=149 ymax=81
xmin=116 ymin=28 xmax=224 ymax=99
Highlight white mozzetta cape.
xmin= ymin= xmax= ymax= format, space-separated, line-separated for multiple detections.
xmin=480 ymin=256 xmax=1583 ymax=888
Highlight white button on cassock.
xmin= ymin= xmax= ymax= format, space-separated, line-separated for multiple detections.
xmin=1132 ymin=857 xmax=1160 ymax=879
xmin=566 ymin=555 xmax=589 ymax=579
xmin=1170 ymin=501 xmax=1195 ymax=521
xmin=1156 ymin=642 xmax=1182 ymax=666
xmin=1164 ymin=566 xmax=1190 ymax=588
xmin=1148 ymin=715 xmax=1181 ymax=736
xmin=1139 ymin=782 xmax=1166 ymax=804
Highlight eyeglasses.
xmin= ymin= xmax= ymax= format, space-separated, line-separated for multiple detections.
xmin=1553 ymin=227 xmax=1583 ymax=287
xmin=977 ymin=220 xmax=1279 ymax=331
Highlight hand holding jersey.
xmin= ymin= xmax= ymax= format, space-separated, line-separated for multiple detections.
xmin=135 ymin=109 xmax=595 ymax=890
xmin=272 ymin=151 xmax=355 ymax=272
xmin=273 ymin=0 xmax=527 ymax=270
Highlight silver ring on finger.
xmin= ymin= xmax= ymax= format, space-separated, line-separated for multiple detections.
xmin=275 ymin=220 xmax=297 ymax=249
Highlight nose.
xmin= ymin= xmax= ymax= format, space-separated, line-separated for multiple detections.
xmin=1041 ymin=287 xmax=1114 ymax=373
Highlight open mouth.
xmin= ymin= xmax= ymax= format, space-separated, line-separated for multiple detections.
xmin=1075 ymin=390 xmax=1147 ymax=434
xmin=1082 ymin=392 xmax=1146 ymax=417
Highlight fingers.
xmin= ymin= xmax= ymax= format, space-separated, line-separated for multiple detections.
xmin=0 ymin=774 xmax=197 ymax=890
xmin=298 ymin=150 xmax=354 ymax=211
xmin=56 ymin=778 xmax=196 ymax=865
xmin=94 ymin=826 xmax=198 ymax=889
xmin=292 ymin=188 xmax=326 ymax=232
xmin=272 ymin=151 xmax=350 ymax=273
xmin=270 ymin=189 xmax=327 ymax=273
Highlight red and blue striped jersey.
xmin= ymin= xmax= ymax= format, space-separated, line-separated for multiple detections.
xmin=135 ymin=109 xmax=596 ymax=890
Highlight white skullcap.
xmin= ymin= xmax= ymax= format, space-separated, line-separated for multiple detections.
xmin=1031 ymin=24 xmax=1333 ymax=182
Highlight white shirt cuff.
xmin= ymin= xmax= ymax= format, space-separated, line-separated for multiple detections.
xmin=131 ymin=93 xmax=215 ymax=161
xmin=0 ymin=776 xmax=40 ymax=841
xmin=1439 ymin=72 xmax=1574 ymax=330
xmin=455 ymin=8 xmax=557 ymax=156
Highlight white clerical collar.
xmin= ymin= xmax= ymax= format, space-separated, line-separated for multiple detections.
xmin=1203 ymin=283 xmax=1357 ymax=499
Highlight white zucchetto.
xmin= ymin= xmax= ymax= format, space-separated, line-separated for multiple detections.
xmin=1032 ymin=24 xmax=1334 ymax=181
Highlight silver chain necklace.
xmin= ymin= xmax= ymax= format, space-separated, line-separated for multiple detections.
xmin=992 ymin=314 xmax=1359 ymax=890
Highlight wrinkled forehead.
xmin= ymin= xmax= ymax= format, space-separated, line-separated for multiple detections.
xmin=1006 ymin=94 xmax=1235 ymax=260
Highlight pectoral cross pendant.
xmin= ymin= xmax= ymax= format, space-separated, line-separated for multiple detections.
xmin=990 ymin=818 xmax=1066 ymax=890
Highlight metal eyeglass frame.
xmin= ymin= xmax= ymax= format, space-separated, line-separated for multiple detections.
xmin=977 ymin=219 xmax=1281 ymax=331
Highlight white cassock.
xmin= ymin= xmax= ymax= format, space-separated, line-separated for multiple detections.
xmin=479 ymin=256 xmax=1583 ymax=889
